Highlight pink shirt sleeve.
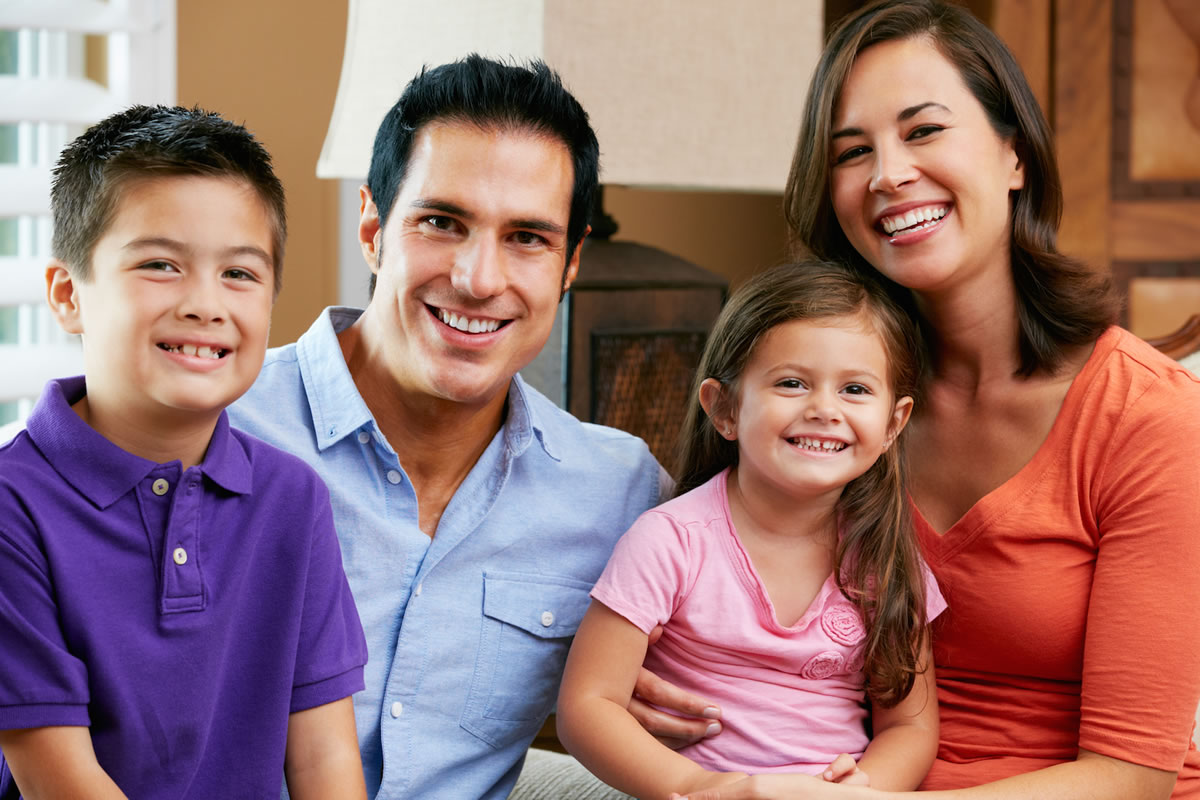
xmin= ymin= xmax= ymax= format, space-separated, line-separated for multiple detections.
xmin=590 ymin=509 xmax=693 ymax=635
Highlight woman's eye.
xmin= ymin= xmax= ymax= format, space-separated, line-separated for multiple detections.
xmin=834 ymin=145 xmax=870 ymax=165
xmin=908 ymin=125 xmax=943 ymax=140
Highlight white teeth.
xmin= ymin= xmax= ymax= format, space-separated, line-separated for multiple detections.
xmin=437 ymin=308 xmax=501 ymax=334
xmin=196 ymin=346 xmax=212 ymax=359
xmin=182 ymin=344 xmax=197 ymax=356
xmin=161 ymin=343 xmax=224 ymax=359
xmin=791 ymin=436 xmax=847 ymax=452
xmin=881 ymin=205 xmax=947 ymax=235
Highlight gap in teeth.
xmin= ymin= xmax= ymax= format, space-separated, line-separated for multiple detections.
xmin=791 ymin=437 xmax=846 ymax=452
xmin=437 ymin=308 xmax=501 ymax=334
xmin=159 ymin=343 xmax=226 ymax=359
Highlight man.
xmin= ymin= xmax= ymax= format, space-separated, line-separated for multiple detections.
xmin=229 ymin=55 xmax=702 ymax=799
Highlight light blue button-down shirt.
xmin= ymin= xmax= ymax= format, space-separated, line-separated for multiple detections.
xmin=228 ymin=307 xmax=663 ymax=799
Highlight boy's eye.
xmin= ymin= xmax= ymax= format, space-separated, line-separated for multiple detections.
xmin=223 ymin=268 xmax=259 ymax=281
xmin=139 ymin=260 xmax=177 ymax=272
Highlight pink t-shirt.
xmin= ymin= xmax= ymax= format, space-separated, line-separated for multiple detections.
xmin=590 ymin=469 xmax=947 ymax=775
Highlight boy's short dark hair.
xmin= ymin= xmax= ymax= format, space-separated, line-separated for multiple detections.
xmin=366 ymin=54 xmax=599 ymax=295
xmin=51 ymin=105 xmax=287 ymax=293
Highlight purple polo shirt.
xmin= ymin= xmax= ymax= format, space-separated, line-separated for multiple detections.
xmin=0 ymin=377 xmax=366 ymax=799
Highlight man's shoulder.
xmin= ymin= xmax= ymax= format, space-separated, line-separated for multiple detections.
xmin=520 ymin=380 xmax=658 ymax=469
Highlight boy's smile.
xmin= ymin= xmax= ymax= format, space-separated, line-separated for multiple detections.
xmin=47 ymin=175 xmax=275 ymax=464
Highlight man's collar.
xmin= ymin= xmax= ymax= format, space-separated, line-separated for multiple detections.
xmin=296 ymin=306 xmax=560 ymax=461
xmin=26 ymin=377 xmax=252 ymax=509
xmin=296 ymin=306 xmax=376 ymax=451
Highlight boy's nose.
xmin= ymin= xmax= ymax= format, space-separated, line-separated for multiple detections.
xmin=178 ymin=277 xmax=226 ymax=323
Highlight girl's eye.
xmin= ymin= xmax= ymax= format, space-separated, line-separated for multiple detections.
xmin=843 ymin=383 xmax=871 ymax=395
xmin=777 ymin=378 xmax=804 ymax=389
xmin=833 ymin=145 xmax=870 ymax=165
xmin=908 ymin=124 xmax=943 ymax=140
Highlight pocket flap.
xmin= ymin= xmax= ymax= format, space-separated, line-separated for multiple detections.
xmin=481 ymin=571 xmax=592 ymax=638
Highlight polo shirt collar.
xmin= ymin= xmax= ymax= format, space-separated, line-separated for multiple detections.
xmin=26 ymin=376 xmax=253 ymax=509
xmin=508 ymin=373 xmax=559 ymax=462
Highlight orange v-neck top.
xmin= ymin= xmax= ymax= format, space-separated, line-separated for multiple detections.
xmin=918 ymin=327 xmax=1200 ymax=795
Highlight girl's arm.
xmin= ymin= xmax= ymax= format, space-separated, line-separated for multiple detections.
xmin=848 ymin=641 xmax=939 ymax=790
xmin=671 ymin=750 xmax=1176 ymax=800
xmin=0 ymin=726 xmax=128 ymax=799
xmin=283 ymin=697 xmax=368 ymax=800
xmin=556 ymin=601 xmax=748 ymax=800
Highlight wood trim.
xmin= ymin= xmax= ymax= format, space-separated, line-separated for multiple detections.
xmin=1054 ymin=0 xmax=1112 ymax=270
xmin=991 ymin=0 xmax=1052 ymax=117
xmin=1112 ymin=201 xmax=1200 ymax=261
xmin=1145 ymin=314 xmax=1200 ymax=359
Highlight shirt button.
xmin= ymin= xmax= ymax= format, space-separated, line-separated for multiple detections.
xmin=414 ymin=583 xmax=422 ymax=597
xmin=541 ymin=611 xmax=555 ymax=627
xmin=386 ymin=470 xmax=402 ymax=485
xmin=390 ymin=701 xmax=403 ymax=718
xmin=172 ymin=547 xmax=188 ymax=565
xmin=357 ymin=431 xmax=370 ymax=444
xmin=152 ymin=478 xmax=169 ymax=496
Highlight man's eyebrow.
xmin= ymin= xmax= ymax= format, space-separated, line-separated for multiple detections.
xmin=411 ymin=198 xmax=472 ymax=218
xmin=122 ymin=236 xmax=271 ymax=264
xmin=831 ymin=102 xmax=951 ymax=140
xmin=410 ymin=199 xmax=565 ymax=236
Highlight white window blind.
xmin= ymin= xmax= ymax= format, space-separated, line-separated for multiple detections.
xmin=0 ymin=0 xmax=175 ymax=425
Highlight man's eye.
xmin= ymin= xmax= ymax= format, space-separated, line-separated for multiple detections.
xmin=514 ymin=231 xmax=547 ymax=246
xmin=424 ymin=216 xmax=455 ymax=231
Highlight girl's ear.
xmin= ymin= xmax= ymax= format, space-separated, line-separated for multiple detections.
xmin=699 ymin=377 xmax=737 ymax=440
xmin=46 ymin=260 xmax=84 ymax=335
xmin=883 ymin=395 xmax=914 ymax=450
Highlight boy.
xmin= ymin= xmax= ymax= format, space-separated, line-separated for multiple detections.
xmin=0 ymin=106 xmax=368 ymax=799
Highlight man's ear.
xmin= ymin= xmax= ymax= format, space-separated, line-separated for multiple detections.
xmin=560 ymin=224 xmax=589 ymax=297
xmin=884 ymin=395 xmax=915 ymax=450
xmin=46 ymin=260 xmax=84 ymax=335
xmin=699 ymin=377 xmax=736 ymax=440
xmin=358 ymin=184 xmax=382 ymax=275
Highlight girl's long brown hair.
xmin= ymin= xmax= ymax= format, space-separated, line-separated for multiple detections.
xmin=675 ymin=261 xmax=928 ymax=708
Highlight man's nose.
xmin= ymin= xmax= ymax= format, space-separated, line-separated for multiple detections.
xmin=451 ymin=237 xmax=507 ymax=299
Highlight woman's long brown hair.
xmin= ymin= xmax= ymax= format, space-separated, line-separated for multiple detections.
xmin=674 ymin=261 xmax=928 ymax=707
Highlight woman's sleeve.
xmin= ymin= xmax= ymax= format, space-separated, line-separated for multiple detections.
xmin=1079 ymin=368 xmax=1200 ymax=771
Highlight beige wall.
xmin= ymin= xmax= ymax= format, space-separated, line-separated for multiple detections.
xmin=176 ymin=0 xmax=347 ymax=346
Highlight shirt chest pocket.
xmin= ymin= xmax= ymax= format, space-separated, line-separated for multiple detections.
xmin=460 ymin=571 xmax=592 ymax=749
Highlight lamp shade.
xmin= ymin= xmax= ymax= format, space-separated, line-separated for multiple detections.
xmin=317 ymin=0 xmax=822 ymax=193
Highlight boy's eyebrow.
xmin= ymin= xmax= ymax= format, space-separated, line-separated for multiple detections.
xmin=831 ymin=102 xmax=951 ymax=140
xmin=410 ymin=198 xmax=566 ymax=236
xmin=123 ymin=236 xmax=272 ymax=264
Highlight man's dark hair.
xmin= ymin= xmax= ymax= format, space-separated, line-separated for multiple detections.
xmin=51 ymin=105 xmax=287 ymax=293
xmin=365 ymin=54 xmax=599 ymax=295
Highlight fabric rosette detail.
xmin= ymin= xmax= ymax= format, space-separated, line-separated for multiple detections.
xmin=800 ymin=650 xmax=845 ymax=679
xmin=821 ymin=602 xmax=866 ymax=646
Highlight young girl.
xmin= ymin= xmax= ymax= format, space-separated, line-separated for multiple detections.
xmin=556 ymin=261 xmax=946 ymax=800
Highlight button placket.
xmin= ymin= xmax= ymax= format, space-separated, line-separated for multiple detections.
xmin=159 ymin=470 xmax=205 ymax=613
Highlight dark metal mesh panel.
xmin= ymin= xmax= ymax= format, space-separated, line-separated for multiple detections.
xmin=590 ymin=330 xmax=707 ymax=470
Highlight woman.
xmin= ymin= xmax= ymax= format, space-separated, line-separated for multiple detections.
xmin=678 ymin=1 xmax=1200 ymax=798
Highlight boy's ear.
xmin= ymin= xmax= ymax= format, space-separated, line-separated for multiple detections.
xmin=45 ymin=260 xmax=84 ymax=335
xmin=884 ymin=395 xmax=915 ymax=450
xmin=358 ymin=184 xmax=382 ymax=276
xmin=699 ymin=377 xmax=736 ymax=440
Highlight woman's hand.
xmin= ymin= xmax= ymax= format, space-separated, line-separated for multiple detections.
xmin=669 ymin=772 xmax=874 ymax=800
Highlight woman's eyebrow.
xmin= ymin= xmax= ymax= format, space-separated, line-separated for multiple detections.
xmin=832 ymin=101 xmax=952 ymax=139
